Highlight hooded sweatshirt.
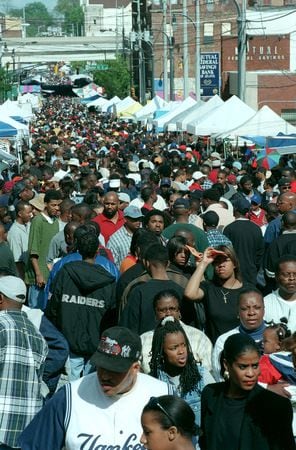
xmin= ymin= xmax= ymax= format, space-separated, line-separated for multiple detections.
xmin=46 ymin=261 xmax=116 ymax=357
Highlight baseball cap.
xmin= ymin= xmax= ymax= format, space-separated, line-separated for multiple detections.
xmin=0 ymin=276 xmax=26 ymax=303
xmin=118 ymin=192 xmax=130 ymax=203
xmin=233 ymin=198 xmax=250 ymax=214
xmin=123 ymin=205 xmax=143 ymax=218
xmin=251 ymin=193 xmax=262 ymax=205
xmin=90 ymin=326 xmax=142 ymax=373
xmin=109 ymin=179 xmax=121 ymax=188
xmin=201 ymin=210 xmax=219 ymax=227
xmin=160 ymin=178 xmax=171 ymax=187
xmin=232 ymin=161 xmax=242 ymax=171
xmin=210 ymin=152 xmax=222 ymax=160
xmin=173 ymin=198 xmax=190 ymax=209
xmin=212 ymin=160 xmax=221 ymax=168
xmin=192 ymin=171 xmax=204 ymax=181
xmin=67 ymin=158 xmax=80 ymax=167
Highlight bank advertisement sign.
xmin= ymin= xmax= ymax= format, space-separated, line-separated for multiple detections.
xmin=200 ymin=52 xmax=220 ymax=97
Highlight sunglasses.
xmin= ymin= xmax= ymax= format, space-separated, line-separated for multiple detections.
xmin=147 ymin=397 xmax=175 ymax=425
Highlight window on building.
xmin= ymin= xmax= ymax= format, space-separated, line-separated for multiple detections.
xmin=222 ymin=22 xmax=231 ymax=36
xmin=203 ymin=23 xmax=214 ymax=44
xmin=281 ymin=109 xmax=296 ymax=124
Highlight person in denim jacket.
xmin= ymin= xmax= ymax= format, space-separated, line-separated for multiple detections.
xmin=149 ymin=317 xmax=214 ymax=426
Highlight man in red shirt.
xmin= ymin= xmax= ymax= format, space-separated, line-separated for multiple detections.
xmin=92 ymin=191 xmax=125 ymax=244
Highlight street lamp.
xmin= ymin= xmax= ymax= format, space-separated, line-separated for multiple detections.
xmin=232 ymin=0 xmax=247 ymax=101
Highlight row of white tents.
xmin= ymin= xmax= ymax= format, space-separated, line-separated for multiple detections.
xmin=87 ymin=93 xmax=296 ymax=140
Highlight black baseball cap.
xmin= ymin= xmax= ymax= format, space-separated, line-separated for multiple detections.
xmin=90 ymin=327 xmax=142 ymax=373
xmin=201 ymin=210 xmax=219 ymax=227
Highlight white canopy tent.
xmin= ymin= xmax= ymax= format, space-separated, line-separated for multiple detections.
xmin=176 ymin=95 xmax=223 ymax=132
xmin=114 ymin=96 xmax=137 ymax=115
xmin=134 ymin=95 xmax=169 ymax=120
xmin=0 ymin=99 xmax=33 ymax=122
xmin=217 ymin=105 xmax=296 ymax=138
xmin=0 ymin=114 xmax=29 ymax=138
xmin=168 ymin=100 xmax=204 ymax=132
xmin=153 ymin=97 xmax=196 ymax=132
xmin=101 ymin=96 xmax=121 ymax=113
xmin=87 ymin=97 xmax=109 ymax=109
xmin=186 ymin=95 xmax=256 ymax=136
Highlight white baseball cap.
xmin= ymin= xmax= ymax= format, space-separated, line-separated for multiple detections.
xmin=0 ymin=276 xmax=26 ymax=303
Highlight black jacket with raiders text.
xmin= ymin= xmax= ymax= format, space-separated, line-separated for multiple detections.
xmin=46 ymin=261 xmax=116 ymax=358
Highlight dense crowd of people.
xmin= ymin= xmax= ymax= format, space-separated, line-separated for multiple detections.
xmin=0 ymin=95 xmax=295 ymax=449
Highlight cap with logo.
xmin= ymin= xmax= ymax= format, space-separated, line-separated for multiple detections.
xmin=90 ymin=326 xmax=142 ymax=372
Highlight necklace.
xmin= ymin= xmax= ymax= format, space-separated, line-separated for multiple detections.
xmin=220 ymin=279 xmax=237 ymax=304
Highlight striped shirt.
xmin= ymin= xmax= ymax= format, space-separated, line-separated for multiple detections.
xmin=107 ymin=225 xmax=132 ymax=269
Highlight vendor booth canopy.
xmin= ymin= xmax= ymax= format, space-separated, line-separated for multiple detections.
xmin=0 ymin=121 xmax=18 ymax=137
xmin=168 ymin=100 xmax=204 ymax=132
xmin=153 ymin=97 xmax=196 ymax=132
xmin=176 ymin=95 xmax=223 ymax=132
xmin=134 ymin=95 xmax=169 ymax=120
xmin=217 ymin=105 xmax=296 ymax=138
xmin=186 ymin=95 xmax=256 ymax=136
xmin=101 ymin=96 xmax=121 ymax=113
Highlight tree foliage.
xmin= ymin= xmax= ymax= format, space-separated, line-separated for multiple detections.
xmin=9 ymin=2 xmax=53 ymax=37
xmin=55 ymin=0 xmax=84 ymax=36
xmin=92 ymin=57 xmax=130 ymax=98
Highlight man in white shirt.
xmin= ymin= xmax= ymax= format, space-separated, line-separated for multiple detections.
xmin=20 ymin=326 xmax=168 ymax=450
xmin=264 ymin=255 xmax=296 ymax=332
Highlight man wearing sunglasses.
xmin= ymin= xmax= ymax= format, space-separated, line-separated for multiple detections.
xmin=20 ymin=327 xmax=168 ymax=450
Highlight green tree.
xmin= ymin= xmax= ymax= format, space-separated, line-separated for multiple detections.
xmin=55 ymin=0 xmax=84 ymax=36
xmin=92 ymin=57 xmax=130 ymax=98
xmin=9 ymin=2 xmax=53 ymax=37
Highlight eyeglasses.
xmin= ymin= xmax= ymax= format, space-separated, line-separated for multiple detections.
xmin=148 ymin=397 xmax=175 ymax=425
xmin=156 ymin=306 xmax=179 ymax=314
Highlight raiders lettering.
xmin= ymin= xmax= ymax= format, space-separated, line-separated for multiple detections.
xmin=62 ymin=294 xmax=105 ymax=308
xmin=77 ymin=433 xmax=145 ymax=450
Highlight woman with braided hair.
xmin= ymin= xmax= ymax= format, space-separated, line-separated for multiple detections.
xmin=148 ymin=317 xmax=214 ymax=426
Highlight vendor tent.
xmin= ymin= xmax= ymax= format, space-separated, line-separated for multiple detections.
xmin=176 ymin=95 xmax=223 ymax=132
xmin=0 ymin=115 xmax=29 ymax=138
xmin=118 ymin=101 xmax=142 ymax=117
xmin=153 ymin=97 xmax=196 ymax=132
xmin=114 ymin=96 xmax=137 ymax=115
xmin=87 ymin=97 xmax=109 ymax=109
xmin=186 ymin=95 xmax=256 ymax=135
xmin=168 ymin=100 xmax=204 ymax=132
xmin=101 ymin=96 xmax=121 ymax=113
xmin=217 ymin=105 xmax=296 ymax=138
xmin=134 ymin=95 xmax=168 ymax=120
xmin=0 ymin=121 xmax=18 ymax=137
xmin=0 ymin=100 xmax=30 ymax=123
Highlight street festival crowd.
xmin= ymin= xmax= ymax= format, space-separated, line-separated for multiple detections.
xmin=0 ymin=96 xmax=295 ymax=450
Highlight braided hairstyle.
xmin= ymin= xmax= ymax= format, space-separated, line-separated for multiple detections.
xmin=149 ymin=317 xmax=201 ymax=395
xmin=265 ymin=317 xmax=291 ymax=344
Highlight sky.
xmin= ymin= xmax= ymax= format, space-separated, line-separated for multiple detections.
xmin=2 ymin=0 xmax=57 ymax=12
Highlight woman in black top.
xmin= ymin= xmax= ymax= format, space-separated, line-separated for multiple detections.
xmin=199 ymin=334 xmax=295 ymax=450
xmin=184 ymin=245 xmax=253 ymax=343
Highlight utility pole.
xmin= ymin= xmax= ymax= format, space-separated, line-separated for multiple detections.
xmin=236 ymin=0 xmax=247 ymax=101
xmin=137 ymin=0 xmax=144 ymax=103
xmin=162 ymin=0 xmax=168 ymax=102
xmin=169 ymin=37 xmax=174 ymax=101
xmin=183 ymin=0 xmax=189 ymax=98
xmin=195 ymin=0 xmax=200 ymax=100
